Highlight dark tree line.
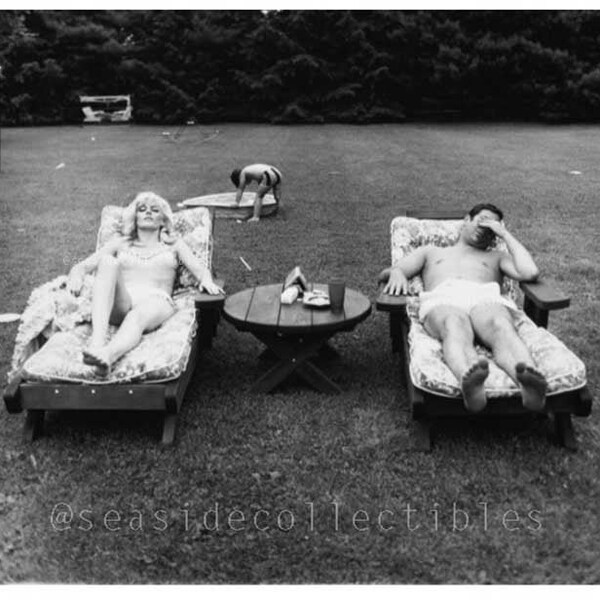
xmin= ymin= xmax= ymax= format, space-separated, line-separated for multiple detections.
xmin=2 ymin=9 xmax=600 ymax=125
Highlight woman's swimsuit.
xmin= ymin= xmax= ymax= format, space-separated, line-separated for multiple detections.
xmin=117 ymin=244 xmax=178 ymax=310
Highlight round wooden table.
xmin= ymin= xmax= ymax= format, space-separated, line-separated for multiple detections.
xmin=223 ymin=283 xmax=372 ymax=393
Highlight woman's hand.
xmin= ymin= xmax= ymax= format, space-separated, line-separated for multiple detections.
xmin=199 ymin=277 xmax=224 ymax=296
xmin=67 ymin=269 xmax=85 ymax=296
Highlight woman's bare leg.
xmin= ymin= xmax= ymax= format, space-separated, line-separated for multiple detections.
xmin=87 ymin=255 xmax=132 ymax=349
xmin=88 ymin=298 xmax=175 ymax=374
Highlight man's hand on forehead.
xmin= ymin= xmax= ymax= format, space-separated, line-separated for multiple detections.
xmin=478 ymin=216 xmax=506 ymax=237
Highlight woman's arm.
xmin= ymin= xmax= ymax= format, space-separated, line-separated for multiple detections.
xmin=175 ymin=239 xmax=224 ymax=295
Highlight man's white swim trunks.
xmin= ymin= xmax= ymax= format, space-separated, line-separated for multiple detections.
xmin=419 ymin=278 xmax=517 ymax=322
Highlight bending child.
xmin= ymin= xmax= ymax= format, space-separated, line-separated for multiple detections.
xmin=230 ymin=163 xmax=282 ymax=222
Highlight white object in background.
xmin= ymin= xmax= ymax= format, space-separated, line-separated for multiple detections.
xmin=280 ymin=286 xmax=300 ymax=305
xmin=0 ymin=313 xmax=21 ymax=323
xmin=302 ymin=290 xmax=330 ymax=308
xmin=569 ymin=170 xmax=582 ymax=175
xmin=55 ymin=163 xmax=65 ymax=169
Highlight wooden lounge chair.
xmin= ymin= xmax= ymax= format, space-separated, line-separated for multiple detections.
xmin=376 ymin=208 xmax=592 ymax=450
xmin=3 ymin=205 xmax=224 ymax=445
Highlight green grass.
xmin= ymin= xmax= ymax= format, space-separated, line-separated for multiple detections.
xmin=1 ymin=124 xmax=599 ymax=583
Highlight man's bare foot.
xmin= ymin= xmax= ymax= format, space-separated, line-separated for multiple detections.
xmin=248 ymin=216 xmax=260 ymax=223
xmin=461 ymin=358 xmax=489 ymax=413
xmin=516 ymin=362 xmax=547 ymax=411
xmin=82 ymin=347 xmax=111 ymax=377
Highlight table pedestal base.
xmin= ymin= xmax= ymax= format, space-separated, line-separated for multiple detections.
xmin=252 ymin=333 xmax=341 ymax=394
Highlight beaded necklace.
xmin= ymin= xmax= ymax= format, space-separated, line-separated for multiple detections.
xmin=123 ymin=242 xmax=174 ymax=262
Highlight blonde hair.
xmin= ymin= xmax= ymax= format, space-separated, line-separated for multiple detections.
xmin=121 ymin=191 xmax=176 ymax=244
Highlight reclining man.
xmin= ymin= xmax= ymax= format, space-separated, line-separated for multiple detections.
xmin=382 ymin=203 xmax=547 ymax=413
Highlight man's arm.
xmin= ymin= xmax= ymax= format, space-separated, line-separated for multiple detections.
xmin=382 ymin=246 xmax=428 ymax=295
xmin=481 ymin=219 xmax=540 ymax=281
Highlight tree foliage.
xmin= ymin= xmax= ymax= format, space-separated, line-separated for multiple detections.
xmin=2 ymin=9 xmax=600 ymax=125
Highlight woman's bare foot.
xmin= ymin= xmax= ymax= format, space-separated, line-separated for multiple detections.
xmin=461 ymin=358 xmax=489 ymax=413
xmin=516 ymin=362 xmax=547 ymax=411
xmin=82 ymin=347 xmax=111 ymax=377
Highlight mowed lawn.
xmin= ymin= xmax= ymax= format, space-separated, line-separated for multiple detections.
xmin=0 ymin=124 xmax=599 ymax=583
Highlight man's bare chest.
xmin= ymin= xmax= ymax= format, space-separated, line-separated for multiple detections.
xmin=425 ymin=247 xmax=500 ymax=279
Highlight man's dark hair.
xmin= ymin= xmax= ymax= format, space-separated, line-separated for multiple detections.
xmin=468 ymin=203 xmax=503 ymax=220
xmin=230 ymin=168 xmax=241 ymax=187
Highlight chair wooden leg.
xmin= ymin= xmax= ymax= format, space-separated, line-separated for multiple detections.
xmin=411 ymin=418 xmax=432 ymax=451
xmin=161 ymin=414 xmax=178 ymax=445
xmin=389 ymin=313 xmax=402 ymax=353
xmin=554 ymin=413 xmax=577 ymax=451
xmin=23 ymin=410 xmax=45 ymax=442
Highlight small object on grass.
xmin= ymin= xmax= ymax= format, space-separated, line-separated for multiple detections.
xmin=162 ymin=131 xmax=171 ymax=137
xmin=29 ymin=454 xmax=38 ymax=469
xmin=0 ymin=313 xmax=21 ymax=323
xmin=91 ymin=136 xmax=96 ymax=142
xmin=569 ymin=170 xmax=582 ymax=175
xmin=239 ymin=256 xmax=252 ymax=271
xmin=55 ymin=163 xmax=65 ymax=170
xmin=201 ymin=129 xmax=220 ymax=143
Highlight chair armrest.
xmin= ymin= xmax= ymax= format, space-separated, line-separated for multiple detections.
xmin=193 ymin=278 xmax=226 ymax=309
xmin=376 ymin=290 xmax=409 ymax=312
xmin=520 ymin=280 xmax=570 ymax=311
xmin=193 ymin=279 xmax=225 ymax=349
xmin=376 ymin=269 xmax=411 ymax=312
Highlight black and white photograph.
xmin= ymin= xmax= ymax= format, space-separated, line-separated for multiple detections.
xmin=0 ymin=2 xmax=599 ymax=587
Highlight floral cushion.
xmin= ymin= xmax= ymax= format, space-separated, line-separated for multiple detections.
xmin=21 ymin=292 xmax=197 ymax=384
xmin=391 ymin=216 xmax=587 ymax=397
xmin=408 ymin=309 xmax=587 ymax=397
xmin=9 ymin=204 xmax=215 ymax=386
xmin=96 ymin=205 xmax=213 ymax=291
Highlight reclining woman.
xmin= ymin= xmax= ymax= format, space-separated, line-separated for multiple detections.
xmin=66 ymin=191 xmax=224 ymax=375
